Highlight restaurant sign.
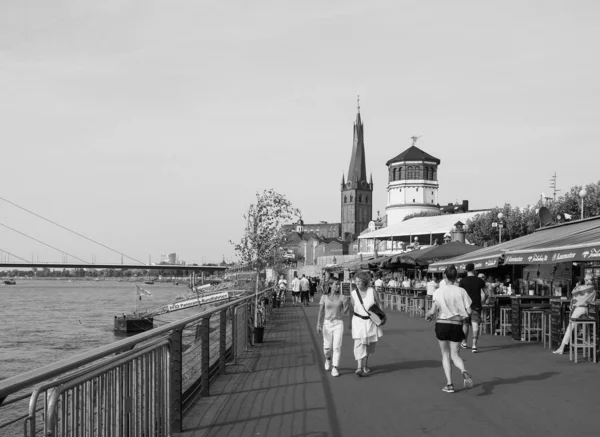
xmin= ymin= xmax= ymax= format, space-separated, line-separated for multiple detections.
xmin=504 ymin=245 xmax=600 ymax=265
xmin=428 ymin=257 xmax=499 ymax=272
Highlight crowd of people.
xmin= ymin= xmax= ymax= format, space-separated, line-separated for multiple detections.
xmin=269 ymin=263 xmax=597 ymax=394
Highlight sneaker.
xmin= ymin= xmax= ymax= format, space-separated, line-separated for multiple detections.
xmin=362 ymin=367 xmax=371 ymax=375
xmin=442 ymin=384 xmax=455 ymax=393
xmin=324 ymin=359 xmax=331 ymax=371
xmin=331 ymin=367 xmax=339 ymax=377
xmin=462 ymin=370 xmax=473 ymax=389
xmin=460 ymin=342 xmax=468 ymax=349
xmin=472 ymin=347 xmax=478 ymax=353
xmin=355 ymin=368 xmax=363 ymax=377
xmin=553 ymin=348 xmax=564 ymax=355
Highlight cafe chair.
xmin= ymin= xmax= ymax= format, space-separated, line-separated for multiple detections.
xmin=570 ymin=318 xmax=597 ymax=364
xmin=481 ymin=305 xmax=494 ymax=335
xmin=542 ymin=309 xmax=552 ymax=349
xmin=522 ymin=309 xmax=544 ymax=342
xmin=499 ymin=307 xmax=512 ymax=336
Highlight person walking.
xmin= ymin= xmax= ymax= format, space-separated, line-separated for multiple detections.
xmin=425 ymin=264 xmax=474 ymax=393
xmin=460 ymin=263 xmax=487 ymax=353
xmin=300 ymin=274 xmax=311 ymax=306
xmin=348 ymin=271 xmax=383 ymax=376
xmin=316 ymin=279 xmax=348 ymax=377
xmin=309 ymin=277 xmax=317 ymax=303
xmin=291 ymin=272 xmax=301 ymax=307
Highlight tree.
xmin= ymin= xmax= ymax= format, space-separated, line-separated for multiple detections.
xmin=403 ymin=210 xmax=442 ymax=221
xmin=465 ymin=180 xmax=600 ymax=247
xmin=231 ymin=189 xmax=300 ymax=327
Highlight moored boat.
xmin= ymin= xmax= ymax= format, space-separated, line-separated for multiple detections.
xmin=114 ymin=314 xmax=154 ymax=332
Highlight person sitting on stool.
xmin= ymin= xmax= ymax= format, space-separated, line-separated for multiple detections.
xmin=553 ymin=278 xmax=596 ymax=354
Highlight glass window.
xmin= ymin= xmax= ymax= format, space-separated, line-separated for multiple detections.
xmin=399 ymin=167 xmax=404 ymax=179
xmin=344 ymin=195 xmax=347 ymax=203
xmin=415 ymin=166 xmax=421 ymax=179
xmin=407 ymin=166 xmax=413 ymax=179
xmin=392 ymin=168 xmax=397 ymax=181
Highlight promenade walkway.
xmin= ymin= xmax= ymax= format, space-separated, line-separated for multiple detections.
xmin=177 ymin=302 xmax=599 ymax=437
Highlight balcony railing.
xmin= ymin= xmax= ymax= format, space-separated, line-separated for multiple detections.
xmin=0 ymin=286 xmax=274 ymax=437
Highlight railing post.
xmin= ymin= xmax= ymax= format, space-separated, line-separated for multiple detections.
xmin=200 ymin=317 xmax=210 ymax=396
xmin=219 ymin=309 xmax=227 ymax=375
xmin=169 ymin=328 xmax=183 ymax=433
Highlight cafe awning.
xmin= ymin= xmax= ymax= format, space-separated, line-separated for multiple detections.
xmin=357 ymin=212 xmax=483 ymax=241
xmin=504 ymin=217 xmax=600 ymax=264
xmin=429 ymin=216 xmax=600 ymax=271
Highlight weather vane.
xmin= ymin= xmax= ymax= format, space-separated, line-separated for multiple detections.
xmin=411 ymin=135 xmax=422 ymax=146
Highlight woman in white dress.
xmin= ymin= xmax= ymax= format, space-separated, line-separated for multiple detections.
xmin=348 ymin=271 xmax=383 ymax=376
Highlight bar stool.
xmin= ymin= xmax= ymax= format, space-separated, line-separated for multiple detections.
xmin=399 ymin=293 xmax=408 ymax=313
xmin=570 ymin=318 xmax=597 ymax=363
xmin=541 ymin=309 xmax=552 ymax=349
xmin=425 ymin=296 xmax=433 ymax=313
xmin=499 ymin=307 xmax=512 ymax=336
xmin=522 ymin=310 xmax=544 ymax=342
xmin=390 ymin=294 xmax=399 ymax=311
xmin=480 ymin=305 xmax=494 ymax=335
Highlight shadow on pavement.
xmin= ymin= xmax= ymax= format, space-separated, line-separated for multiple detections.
xmin=474 ymin=342 xmax=539 ymax=354
xmin=476 ymin=371 xmax=560 ymax=397
xmin=365 ymin=360 xmax=442 ymax=376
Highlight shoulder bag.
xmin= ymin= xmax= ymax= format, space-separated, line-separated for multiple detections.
xmin=355 ymin=288 xmax=387 ymax=326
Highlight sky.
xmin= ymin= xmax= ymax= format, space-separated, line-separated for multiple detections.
xmin=1 ymin=0 xmax=599 ymax=265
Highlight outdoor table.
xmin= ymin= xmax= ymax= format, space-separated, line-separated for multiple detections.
xmin=510 ymin=296 xmax=552 ymax=341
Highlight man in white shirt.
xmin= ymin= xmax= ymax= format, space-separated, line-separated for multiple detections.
xmin=291 ymin=272 xmax=301 ymax=307
xmin=402 ymin=276 xmax=412 ymax=288
xmin=374 ymin=275 xmax=384 ymax=291
xmin=427 ymin=277 xmax=438 ymax=296
xmin=300 ymin=274 xmax=311 ymax=306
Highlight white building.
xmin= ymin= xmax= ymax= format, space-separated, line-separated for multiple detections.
xmin=385 ymin=140 xmax=441 ymax=226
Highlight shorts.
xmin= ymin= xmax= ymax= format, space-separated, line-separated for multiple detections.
xmin=292 ymin=291 xmax=300 ymax=297
xmin=463 ymin=310 xmax=481 ymax=325
xmin=435 ymin=323 xmax=466 ymax=343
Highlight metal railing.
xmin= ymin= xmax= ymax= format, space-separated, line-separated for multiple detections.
xmin=0 ymin=286 xmax=274 ymax=437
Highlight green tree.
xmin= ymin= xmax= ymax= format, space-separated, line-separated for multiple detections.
xmin=231 ymin=189 xmax=300 ymax=326
xmin=465 ymin=180 xmax=600 ymax=247
xmin=403 ymin=210 xmax=442 ymax=221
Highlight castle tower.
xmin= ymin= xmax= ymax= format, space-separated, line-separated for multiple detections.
xmin=385 ymin=137 xmax=441 ymax=226
xmin=341 ymin=99 xmax=373 ymax=240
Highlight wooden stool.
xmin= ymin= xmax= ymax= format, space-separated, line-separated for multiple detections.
xmin=570 ymin=319 xmax=597 ymax=363
xmin=399 ymin=294 xmax=408 ymax=312
xmin=542 ymin=310 xmax=552 ymax=349
xmin=390 ymin=294 xmax=399 ymax=311
xmin=522 ymin=310 xmax=544 ymax=342
xmin=425 ymin=297 xmax=433 ymax=313
xmin=499 ymin=307 xmax=512 ymax=336
xmin=480 ymin=305 xmax=494 ymax=335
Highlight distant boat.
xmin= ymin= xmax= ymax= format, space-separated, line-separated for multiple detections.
xmin=3 ymin=280 xmax=16 ymax=285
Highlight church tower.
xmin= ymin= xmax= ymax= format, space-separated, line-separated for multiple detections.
xmin=385 ymin=137 xmax=441 ymax=226
xmin=341 ymin=99 xmax=373 ymax=240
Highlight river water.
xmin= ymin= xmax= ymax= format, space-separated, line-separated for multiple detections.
xmin=0 ymin=279 xmax=205 ymax=380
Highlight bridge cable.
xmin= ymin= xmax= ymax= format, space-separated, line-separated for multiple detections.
xmin=0 ymin=221 xmax=89 ymax=264
xmin=0 ymin=196 xmax=145 ymax=265
xmin=0 ymin=247 xmax=31 ymax=263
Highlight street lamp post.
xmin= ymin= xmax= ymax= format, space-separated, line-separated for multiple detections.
xmin=579 ymin=189 xmax=587 ymax=220
xmin=497 ymin=213 xmax=504 ymax=244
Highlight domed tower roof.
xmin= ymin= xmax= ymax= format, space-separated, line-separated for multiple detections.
xmin=386 ymin=145 xmax=440 ymax=166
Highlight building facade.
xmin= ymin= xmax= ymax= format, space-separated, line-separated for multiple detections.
xmin=385 ymin=139 xmax=441 ymax=226
xmin=341 ymin=106 xmax=373 ymax=240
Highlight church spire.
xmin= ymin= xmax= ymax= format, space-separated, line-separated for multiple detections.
xmin=347 ymin=97 xmax=367 ymax=183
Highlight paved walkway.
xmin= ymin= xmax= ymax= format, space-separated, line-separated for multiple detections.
xmin=176 ymin=301 xmax=599 ymax=437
